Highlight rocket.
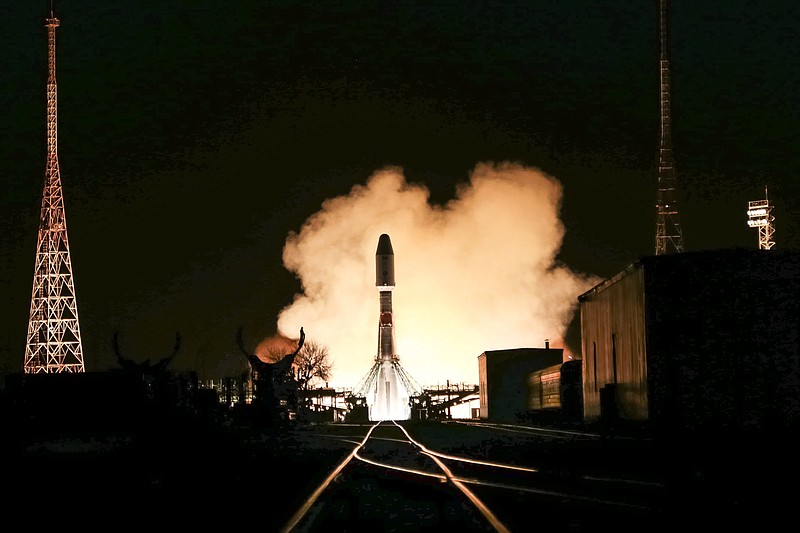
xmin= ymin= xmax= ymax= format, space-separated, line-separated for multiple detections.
xmin=367 ymin=233 xmax=416 ymax=420
xmin=375 ymin=234 xmax=397 ymax=363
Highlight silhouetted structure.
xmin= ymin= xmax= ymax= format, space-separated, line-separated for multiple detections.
xmin=112 ymin=331 xmax=182 ymax=408
xmin=237 ymin=327 xmax=305 ymax=425
xmin=579 ymin=248 xmax=800 ymax=435
xmin=406 ymin=382 xmax=480 ymax=421
xmin=344 ymin=394 xmax=369 ymax=423
xmin=6 ymin=332 xmax=193 ymax=435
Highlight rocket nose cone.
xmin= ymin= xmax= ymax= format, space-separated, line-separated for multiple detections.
xmin=376 ymin=234 xmax=394 ymax=256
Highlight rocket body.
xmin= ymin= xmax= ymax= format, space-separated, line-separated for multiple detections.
xmin=370 ymin=233 xmax=408 ymax=420
xmin=375 ymin=234 xmax=396 ymax=363
xmin=352 ymin=233 xmax=421 ymax=420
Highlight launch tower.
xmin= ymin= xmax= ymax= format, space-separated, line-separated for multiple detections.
xmin=353 ymin=234 xmax=422 ymax=420
xmin=24 ymin=8 xmax=85 ymax=373
xmin=654 ymin=0 xmax=685 ymax=256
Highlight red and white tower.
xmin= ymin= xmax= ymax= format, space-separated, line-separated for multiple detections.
xmin=24 ymin=8 xmax=85 ymax=373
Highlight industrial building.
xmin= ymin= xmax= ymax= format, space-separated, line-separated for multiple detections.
xmin=578 ymin=248 xmax=800 ymax=433
xmin=526 ymin=359 xmax=583 ymax=423
xmin=478 ymin=344 xmax=564 ymax=421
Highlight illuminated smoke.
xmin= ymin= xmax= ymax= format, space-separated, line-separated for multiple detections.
xmin=254 ymin=334 xmax=298 ymax=362
xmin=277 ymin=162 xmax=600 ymax=389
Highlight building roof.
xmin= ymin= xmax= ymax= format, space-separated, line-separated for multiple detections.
xmin=479 ymin=347 xmax=562 ymax=359
xmin=578 ymin=247 xmax=800 ymax=302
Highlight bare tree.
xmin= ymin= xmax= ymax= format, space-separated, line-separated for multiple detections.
xmin=293 ymin=340 xmax=333 ymax=391
xmin=254 ymin=331 xmax=331 ymax=390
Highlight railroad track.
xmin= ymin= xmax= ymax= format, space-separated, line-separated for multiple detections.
xmin=280 ymin=420 xmax=668 ymax=532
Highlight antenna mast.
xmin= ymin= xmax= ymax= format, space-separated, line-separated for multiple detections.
xmin=654 ymin=0 xmax=684 ymax=255
xmin=24 ymin=7 xmax=86 ymax=373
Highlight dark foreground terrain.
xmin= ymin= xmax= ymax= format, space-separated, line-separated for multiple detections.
xmin=3 ymin=401 xmax=796 ymax=530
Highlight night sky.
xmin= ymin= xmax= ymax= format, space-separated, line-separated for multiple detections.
xmin=2 ymin=1 xmax=798 ymax=387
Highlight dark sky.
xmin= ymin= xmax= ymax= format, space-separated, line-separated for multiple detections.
xmin=2 ymin=1 xmax=798 ymax=383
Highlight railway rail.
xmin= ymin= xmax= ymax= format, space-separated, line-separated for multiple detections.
xmin=279 ymin=420 xmax=668 ymax=532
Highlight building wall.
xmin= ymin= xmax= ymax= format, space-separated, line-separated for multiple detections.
xmin=478 ymin=353 xmax=488 ymax=419
xmin=579 ymin=248 xmax=800 ymax=432
xmin=528 ymin=363 xmax=562 ymax=411
xmin=580 ymin=265 xmax=649 ymax=423
xmin=559 ymin=359 xmax=584 ymax=421
xmin=642 ymin=249 xmax=800 ymax=432
xmin=478 ymin=348 xmax=563 ymax=421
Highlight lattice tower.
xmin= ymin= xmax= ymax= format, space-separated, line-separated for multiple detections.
xmin=746 ymin=187 xmax=776 ymax=250
xmin=655 ymin=0 xmax=684 ymax=255
xmin=24 ymin=10 xmax=85 ymax=373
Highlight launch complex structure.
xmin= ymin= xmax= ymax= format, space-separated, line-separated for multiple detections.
xmin=352 ymin=234 xmax=423 ymax=421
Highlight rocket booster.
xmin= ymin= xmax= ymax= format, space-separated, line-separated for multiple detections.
xmin=365 ymin=233 xmax=417 ymax=420
xmin=375 ymin=234 xmax=397 ymax=362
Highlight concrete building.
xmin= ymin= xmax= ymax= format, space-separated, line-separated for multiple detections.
xmin=578 ymin=248 xmax=800 ymax=433
xmin=478 ymin=345 xmax=563 ymax=421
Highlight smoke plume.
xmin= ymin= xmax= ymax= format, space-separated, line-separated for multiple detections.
xmin=277 ymin=162 xmax=600 ymax=389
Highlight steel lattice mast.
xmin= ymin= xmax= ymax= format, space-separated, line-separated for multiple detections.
xmin=654 ymin=0 xmax=684 ymax=255
xmin=24 ymin=9 xmax=85 ymax=374
xmin=746 ymin=187 xmax=776 ymax=250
